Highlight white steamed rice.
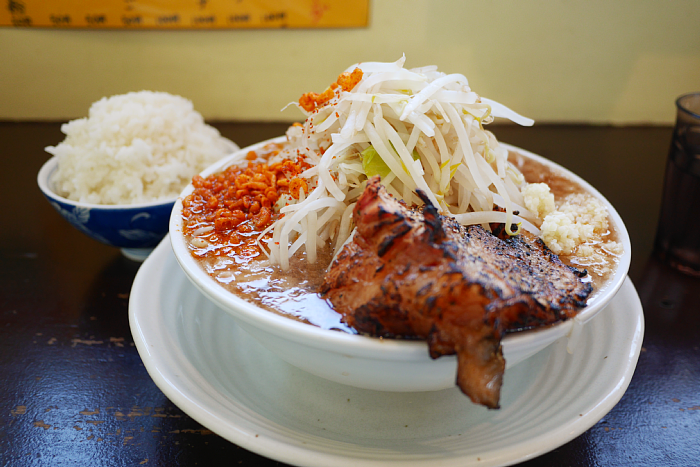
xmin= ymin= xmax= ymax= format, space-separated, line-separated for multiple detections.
xmin=45 ymin=91 xmax=239 ymax=205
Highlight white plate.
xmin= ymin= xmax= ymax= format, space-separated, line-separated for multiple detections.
xmin=129 ymin=238 xmax=644 ymax=467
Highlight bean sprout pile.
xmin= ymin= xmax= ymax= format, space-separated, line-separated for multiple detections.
xmin=260 ymin=56 xmax=539 ymax=270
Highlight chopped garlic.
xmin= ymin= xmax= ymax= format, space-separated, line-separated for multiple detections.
xmin=522 ymin=183 xmax=555 ymax=219
xmin=540 ymin=193 xmax=607 ymax=255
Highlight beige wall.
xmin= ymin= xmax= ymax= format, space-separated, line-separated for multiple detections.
xmin=1 ymin=0 xmax=699 ymax=124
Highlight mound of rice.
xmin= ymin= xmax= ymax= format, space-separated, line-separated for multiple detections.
xmin=45 ymin=91 xmax=239 ymax=205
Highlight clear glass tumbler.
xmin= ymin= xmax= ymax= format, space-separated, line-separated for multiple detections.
xmin=654 ymin=93 xmax=700 ymax=276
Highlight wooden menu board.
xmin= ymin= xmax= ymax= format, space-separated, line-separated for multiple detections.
xmin=1 ymin=0 xmax=369 ymax=28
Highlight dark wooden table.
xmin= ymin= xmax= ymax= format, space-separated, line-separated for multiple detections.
xmin=2 ymin=121 xmax=698 ymax=466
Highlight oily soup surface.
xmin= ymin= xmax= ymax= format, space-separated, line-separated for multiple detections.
xmin=184 ymin=149 xmax=620 ymax=332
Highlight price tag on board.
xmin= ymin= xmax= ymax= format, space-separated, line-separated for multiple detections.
xmin=1 ymin=0 xmax=369 ymax=28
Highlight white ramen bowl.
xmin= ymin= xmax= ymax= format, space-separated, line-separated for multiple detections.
xmin=170 ymin=137 xmax=631 ymax=393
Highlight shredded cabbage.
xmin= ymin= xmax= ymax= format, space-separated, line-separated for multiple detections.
xmin=262 ymin=55 xmax=539 ymax=270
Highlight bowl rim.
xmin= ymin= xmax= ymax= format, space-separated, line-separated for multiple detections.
xmin=169 ymin=137 xmax=632 ymax=360
xmin=37 ymin=156 xmax=178 ymax=210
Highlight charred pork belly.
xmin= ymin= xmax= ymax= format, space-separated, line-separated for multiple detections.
xmin=320 ymin=177 xmax=592 ymax=408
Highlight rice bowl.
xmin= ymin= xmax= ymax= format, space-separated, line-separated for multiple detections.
xmin=39 ymin=91 xmax=239 ymax=260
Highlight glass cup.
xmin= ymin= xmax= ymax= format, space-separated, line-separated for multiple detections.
xmin=653 ymin=92 xmax=700 ymax=276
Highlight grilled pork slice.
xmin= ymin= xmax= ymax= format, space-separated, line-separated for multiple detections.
xmin=320 ymin=177 xmax=592 ymax=408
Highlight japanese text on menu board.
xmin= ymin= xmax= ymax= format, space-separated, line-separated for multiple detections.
xmin=1 ymin=0 xmax=369 ymax=28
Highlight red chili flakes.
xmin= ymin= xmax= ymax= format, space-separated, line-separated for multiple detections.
xmin=182 ymin=143 xmax=308 ymax=258
xmin=289 ymin=178 xmax=308 ymax=199
xmin=298 ymin=68 xmax=364 ymax=112
xmin=336 ymin=68 xmax=363 ymax=92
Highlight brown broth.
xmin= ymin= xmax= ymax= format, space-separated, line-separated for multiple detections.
xmin=195 ymin=244 xmax=354 ymax=332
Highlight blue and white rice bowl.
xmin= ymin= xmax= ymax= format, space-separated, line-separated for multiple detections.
xmin=38 ymin=156 xmax=175 ymax=261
